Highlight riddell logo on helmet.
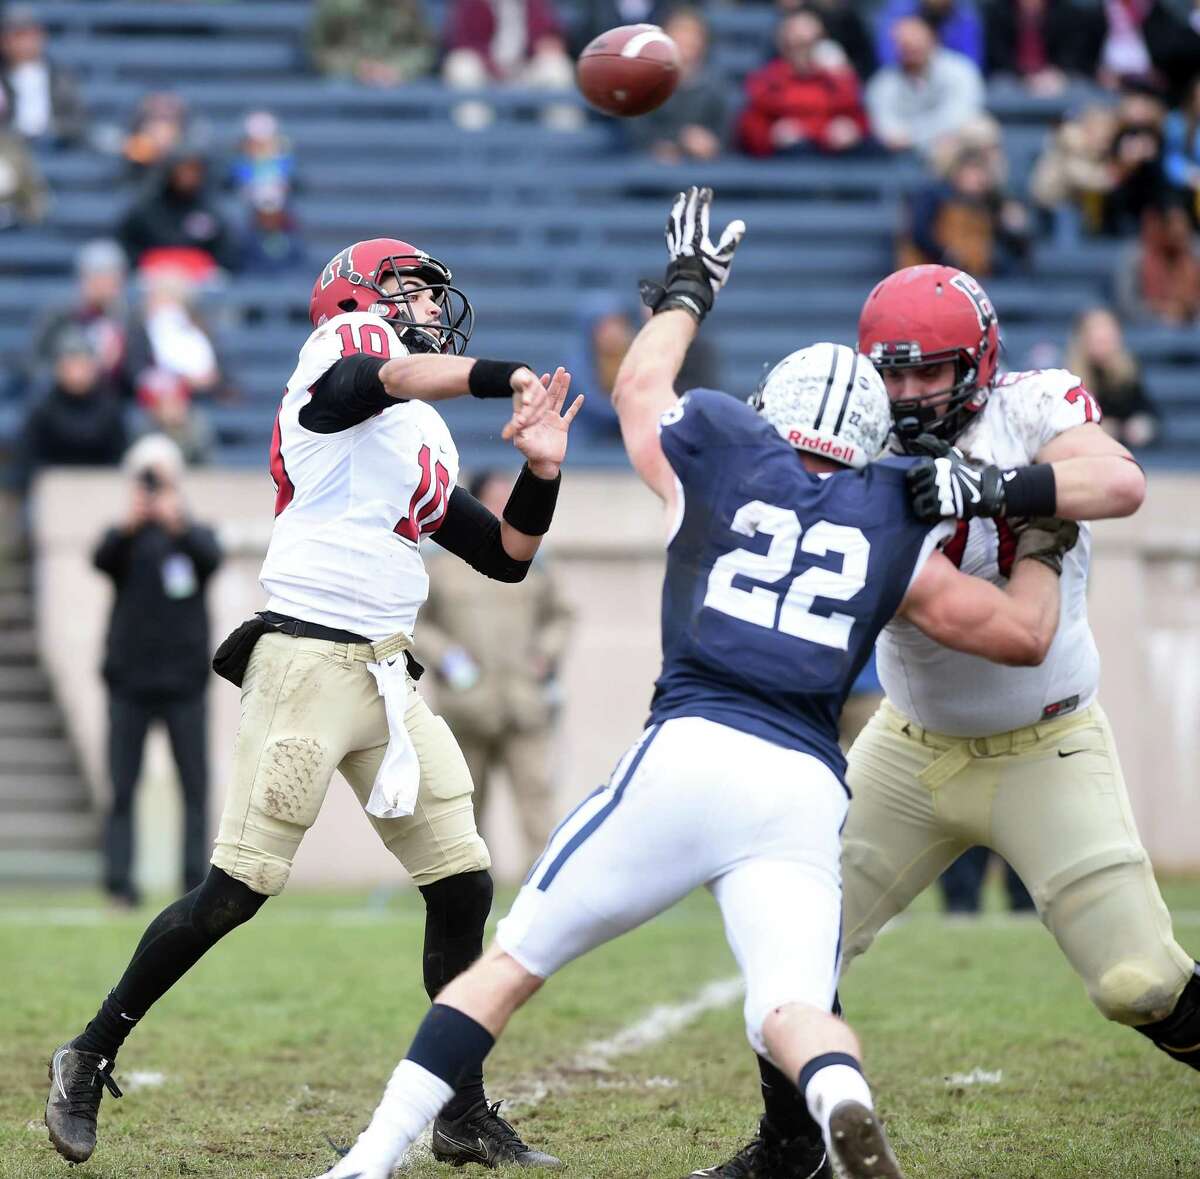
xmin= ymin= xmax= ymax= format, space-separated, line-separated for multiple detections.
xmin=787 ymin=429 xmax=856 ymax=463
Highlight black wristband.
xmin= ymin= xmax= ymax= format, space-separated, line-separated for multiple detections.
xmin=1000 ymin=463 xmax=1057 ymax=518
xmin=502 ymin=463 xmax=561 ymax=536
xmin=639 ymin=256 xmax=714 ymax=324
xmin=469 ymin=359 xmax=529 ymax=399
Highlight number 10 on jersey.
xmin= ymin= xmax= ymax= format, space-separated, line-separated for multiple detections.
xmin=704 ymin=500 xmax=869 ymax=650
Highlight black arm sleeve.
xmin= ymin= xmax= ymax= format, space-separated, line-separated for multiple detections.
xmin=298 ymin=354 xmax=395 ymax=433
xmin=433 ymin=486 xmax=532 ymax=583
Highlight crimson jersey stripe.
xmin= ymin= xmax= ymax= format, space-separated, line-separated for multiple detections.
xmin=269 ymin=404 xmax=295 ymax=516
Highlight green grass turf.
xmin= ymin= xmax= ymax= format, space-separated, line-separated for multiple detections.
xmin=2 ymin=880 xmax=1198 ymax=1178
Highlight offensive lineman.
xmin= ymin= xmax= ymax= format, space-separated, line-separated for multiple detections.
xmin=311 ymin=190 xmax=1079 ymax=1179
xmin=45 ymin=238 xmax=582 ymax=1169
xmin=696 ymin=264 xmax=1199 ymax=1179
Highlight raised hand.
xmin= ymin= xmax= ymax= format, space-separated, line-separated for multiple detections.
xmin=640 ymin=186 xmax=746 ymax=324
xmin=510 ymin=367 xmax=584 ymax=478
xmin=501 ymin=366 xmax=554 ymax=442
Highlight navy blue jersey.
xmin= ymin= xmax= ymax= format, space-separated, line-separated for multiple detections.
xmin=649 ymin=388 xmax=946 ymax=780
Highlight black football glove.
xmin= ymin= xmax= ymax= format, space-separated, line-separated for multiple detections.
xmin=905 ymin=433 xmax=1006 ymax=522
xmin=639 ymin=186 xmax=746 ymax=324
xmin=1011 ymin=516 xmax=1080 ymax=577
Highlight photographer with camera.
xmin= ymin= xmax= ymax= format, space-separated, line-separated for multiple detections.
xmin=93 ymin=435 xmax=222 ymax=907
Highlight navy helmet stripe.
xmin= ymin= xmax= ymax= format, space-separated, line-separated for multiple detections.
xmin=832 ymin=350 xmax=860 ymax=437
xmin=811 ymin=346 xmax=840 ymax=432
xmin=535 ymin=725 xmax=661 ymax=893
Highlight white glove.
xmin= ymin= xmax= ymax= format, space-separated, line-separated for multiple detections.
xmin=641 ymin=185 xmax=746 ymax=323
xmin=665 ymin=185 xmax=746 ymax=296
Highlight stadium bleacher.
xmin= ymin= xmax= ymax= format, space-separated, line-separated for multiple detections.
xmin=7 ymin=0 xmax=1200 ymax=467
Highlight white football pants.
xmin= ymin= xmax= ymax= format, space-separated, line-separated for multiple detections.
xmin=495 ymin=716 xmax=848 ymax=1057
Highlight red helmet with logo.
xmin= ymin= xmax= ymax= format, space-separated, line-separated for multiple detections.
xmin=308 ymin=237 xmax=474 ymax=354
xmin=857 ymin=264 xmax=1000 ymax=447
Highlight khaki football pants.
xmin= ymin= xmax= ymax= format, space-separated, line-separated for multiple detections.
xmin=842 ymin=699 xmax=1194 ymax=1026
xmin=211 ymin=633 xmax=490 ymax=895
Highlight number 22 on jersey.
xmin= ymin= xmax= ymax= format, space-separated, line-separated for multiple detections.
xmin=704 ymin=500 xmax=870 ymax=651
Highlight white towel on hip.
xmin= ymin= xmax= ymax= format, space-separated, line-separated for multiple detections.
xmin=364 ymin=655 xmax=422 ymax=819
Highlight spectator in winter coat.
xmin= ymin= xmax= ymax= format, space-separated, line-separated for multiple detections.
xmin=737 ymin=10 xmax=870 ymax=157
xmin=95 ymin=434 xmax=222 ymax=906
xmin=0 ymin=4 xmax=85 ymax=144
xmin=1164 ymin=76 xmax=1200 ymax=218
xmin=981 ymin=0 xmax=1106 ymax=92
xmin=121 ymin=92 xmax=193 ymax=180
xmin=1117 ymin=202 xmax=1200 ymax=325
xmin=780 ymin=0 xmax=876 ymax=80
xmin=117 ymin=147 xmax=239 ymax=275
xmin=1065 ymin=307 xmax=1159 ymax=448
xmin=874 ymin=0 xmax=984 ymax=70
xmin=900 ymin=144 xmax=1032 ymax=276
xmin=125 ymin=270 xmax=231 ymax=401
xmin=627 ymin=7 xmax=727 ymax=162
xmin=30 ymin=240 xmax=135 ymax=396
xmin=16 ymin=331 xmax=127 ymax=491
xmin=442 ymin=0 xmax=579 ymax=129
xmin=866 ymin=15 xmax=985 ymax=155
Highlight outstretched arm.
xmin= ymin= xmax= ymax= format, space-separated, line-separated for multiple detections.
xmin=611 ymin=309 xmax=697 ymax=504
xmin=899 ymin=550 xmax=1061 ymax=667
xmin=302 ymin=353 xmax=552 ymax=442
xmin=898 ymin=518 xmax=1077 ymax=665
xmin=906 ymin=424 xmax=1145 ymax=525
xmin=611 ymin=186 xmax=746 ymax=510
xmin=1034 ymin=423 xmax=1145 ymax=520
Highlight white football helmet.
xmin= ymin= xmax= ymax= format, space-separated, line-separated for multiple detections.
xmin=749 ymin=342 xmax=891 ymax=470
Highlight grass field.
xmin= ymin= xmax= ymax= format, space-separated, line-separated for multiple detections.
xmin=3 ymin=879 xmax=1199 ymax=1179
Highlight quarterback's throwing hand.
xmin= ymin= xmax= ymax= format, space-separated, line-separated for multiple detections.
xmin=639 ymin=186 xmax=746 ymax=324
xmin=906 ymin=433 xmax=1005 ymax=522
xmin=502 ymin=366 xmax=554 ymax=442
xmin=509 ymin=367 xmax=584 ymax=477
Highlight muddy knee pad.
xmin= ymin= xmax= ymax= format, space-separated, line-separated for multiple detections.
xmin=418 ymin=868 xmax=494 ymax=1000
xmin=1133 ymin=965 xmax=1200 ymax=1070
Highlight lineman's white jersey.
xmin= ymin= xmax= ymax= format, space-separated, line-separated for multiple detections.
xmin=878 ymin=368 xmax=1104 ymax=737
xmin=261 ymin=312 xmax=458 ymax=642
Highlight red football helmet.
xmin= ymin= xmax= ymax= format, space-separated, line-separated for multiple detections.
xmin=857 ymin=264 xmax=1000 ymax=447
xmin=308 ymin=237 xmax=473 ymax=354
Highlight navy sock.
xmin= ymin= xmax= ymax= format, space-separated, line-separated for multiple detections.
xmin=407 ymin=1004 xmax=496 ymax=1093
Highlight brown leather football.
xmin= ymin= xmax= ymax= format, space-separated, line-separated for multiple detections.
xmin=576 ymin=24 xmax=680 ymax=118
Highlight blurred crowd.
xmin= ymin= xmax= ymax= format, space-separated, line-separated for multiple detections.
xmin=5 ymin=0 xmax=1200 ymax=486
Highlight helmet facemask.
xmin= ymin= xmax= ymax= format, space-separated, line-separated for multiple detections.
xmin=869 ymin=341 xmax=988 ymax=451
xmin=343 ymin=252 xmax=474 ymax=355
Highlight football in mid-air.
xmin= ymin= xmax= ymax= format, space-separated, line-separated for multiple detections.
xmin=576 ymin=24 xmax=680 ymax=118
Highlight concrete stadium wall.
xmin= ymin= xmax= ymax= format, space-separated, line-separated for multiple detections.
xmin=30 ymin=467 xmax=1200 ymax=890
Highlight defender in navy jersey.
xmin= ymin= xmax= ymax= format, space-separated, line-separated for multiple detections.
xmin=652 ymin=385 xmax=952 ymax=780
xmin=314 ymin=190 xmax=1078 ymax=1179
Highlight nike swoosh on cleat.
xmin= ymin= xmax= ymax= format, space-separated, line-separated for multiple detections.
xmin=435 ymin=1130 xmax=490 ymax=1162
xmin=52 ymin=1049 xmax=68 ymax=1102
xmin=1057 ymin=749 xmax=1086 ymax=758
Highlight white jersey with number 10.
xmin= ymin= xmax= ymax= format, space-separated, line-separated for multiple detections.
xmin=260 ymin=312 xmax=459 ymax=642
xmin=878 ymin=367 xmax=1104 ymax=737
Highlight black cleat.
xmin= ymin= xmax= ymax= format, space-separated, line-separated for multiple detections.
xmin=827 ymin=1101 xmax=903 ymax=1179
xmin=687 ymin=1118 xmax=831 ymax=1178
xmin=432 ymin=1099 xmax=562 ymax=1169
xmin=45 ymin=1041 xmax=123 ymax=1163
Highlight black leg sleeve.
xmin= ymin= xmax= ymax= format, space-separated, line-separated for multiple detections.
xmin=1134 ymin=965 xmax=1200 ymax=1072
xmin=418 ymin=869 xmax=494 ymax=1117
xmin=758 ymin=1054 xmax=822 ymax=1144
xmin=74 ymin=867 xmax=268 ymax=1061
